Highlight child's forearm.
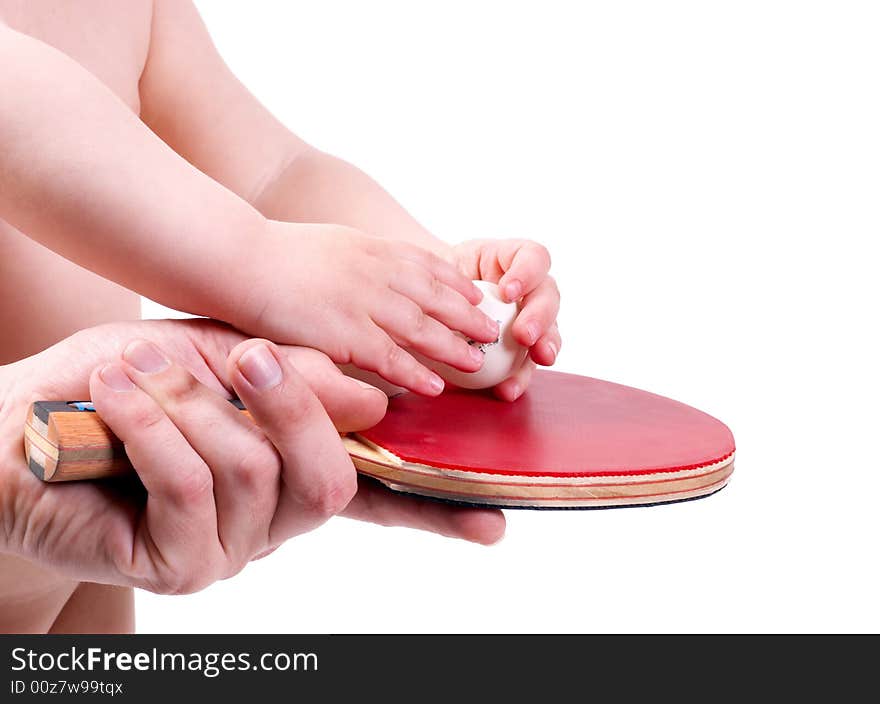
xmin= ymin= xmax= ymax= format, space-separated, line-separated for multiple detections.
xmin=0 ymin=24 xmax=266 ymax=324
xmin=251 ymin=146 xmax=454 ymax=259
xmin=134 ymin=1 xmax=450 ymax=260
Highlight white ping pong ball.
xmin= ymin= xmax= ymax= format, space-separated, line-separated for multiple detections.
xmin=433 ymin=280 xmax=528 ymax=390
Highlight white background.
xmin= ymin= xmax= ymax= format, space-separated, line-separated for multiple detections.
xmin=140 ymin=1 xmax=879 ymax=633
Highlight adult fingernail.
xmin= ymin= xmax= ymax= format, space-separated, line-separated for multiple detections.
xmin=238 ymin=344 xmax=282 ymax=390
xmin=504 ymin=280 xmax=522 ymax=301
xmin=526 ymin=321 xmax=540 ymax=345
xmin=99 ymin=364 xmax=136 ymax=392
xmin=428 ymin=373 xmax=445 ymax=394
xmin=349 ymin=377 xmax=391 ymax=398
xmin=468 ymin=345 xmax=484 ymax=367
xmin=123 ymin=340 xmax=170 ymax=374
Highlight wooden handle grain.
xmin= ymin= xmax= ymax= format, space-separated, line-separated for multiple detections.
xmin=24 ymin=400 xmax=253 ymax=482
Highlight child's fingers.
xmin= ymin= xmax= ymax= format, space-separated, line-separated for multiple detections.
xmin=350 ymin=325 xmax=446 ymax=396
xmin=496 ymin=241 xmax=552 ymax=303
xmin=530 ymin=323 xmax=562 ymax=366
xmin=492 ymin=359 xmax=536 ymax=403
xmin=373 ymin=294 xmax=485 ymax=373
xmin=511 ymin=276 xmax=561 ymax=348
xmin=342 ymin=476 xmax=506 ymax=545
xmin=395 ymin=243 xmax=483 ymax=305
xmin=88 ymin=362 xmax=222 ymax=590
xmin=390 ymin=263 xmax=499 ymax=343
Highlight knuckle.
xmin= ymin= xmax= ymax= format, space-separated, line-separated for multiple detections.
xmin=128 ymin=403 xmax=167 ymax=435
xmin=273 ymin=385 xmax=322 ymax=428
xmin=160 ymin=369 xmax=203 ymax=407
xmin=143 ymin=558 xmax=217 ymax=596
xmin=155 ymin=572 xmax=209 ymax=596
xmin=230 ymin=436 xmax=279 ymax=490
xmin=167 ymin=467 xmax=214 ymax=507
xmin=408 ymin=308 xmax=428 ymax=337
xmin=429 ymin=274 xmax=446 ymax=299
xmin=376 ymin=339 xmax=404 ymax=376
xmin=300 ymin=473 xmax=357 ymax=519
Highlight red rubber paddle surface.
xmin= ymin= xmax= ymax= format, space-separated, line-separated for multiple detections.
xmin=357 ymin=371 xmax=735 ymax=477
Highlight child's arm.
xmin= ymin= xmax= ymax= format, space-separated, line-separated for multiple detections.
xmin=138 ymin=1 xmax=562 ymax=397
xmin=138 ymin=1 xmax=449 ymax=258
xmin=0 ymin=22 xmax=493 ymax=395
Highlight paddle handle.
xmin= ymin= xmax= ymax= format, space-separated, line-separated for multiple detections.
xmin=24 ymin=400 xmax=251 ymax=482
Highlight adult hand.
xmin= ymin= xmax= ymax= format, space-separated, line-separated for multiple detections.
xmin=0 ymin=319 xmax=505 ymax=595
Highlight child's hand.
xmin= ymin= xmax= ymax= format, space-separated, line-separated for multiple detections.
xmin=240 ymin=222 xmax=501 ymax=396
xmin=452 ymin=239 xmax=561 ymax=401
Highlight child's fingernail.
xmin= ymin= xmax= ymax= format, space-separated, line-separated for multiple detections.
xmin=99 ymin=364 xmax=136 ymax=392
xmin=509 ymin=383 xmax=523 ymax=401
xmin=238 ymin=344 xmax=283 ymax=390
xmin=123 ymin=340 xmax=170 ymax=374
xmin=504 ymin=280 xmax=522 ymax=301
xmin=526 ymin=321 xmax=540 ymax=345
xmin=547 ymin=341 xmax=558 ymax=361
xmin=428 ymin=373 xmax=445 ymax=394
xmin=469 ymin=345 xmax=484 ymax=366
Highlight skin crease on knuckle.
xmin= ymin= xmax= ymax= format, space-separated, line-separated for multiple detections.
xmin=164 ymin=462 xmax=215 ymax=510
xmin=404 ymin=306 xmax=428 ymax=345
xmin=296 ymin=471 xmax=358 ymax=521
xmin=376 ymin=338 xmax=405 ymax=379
xmin=119 ymin=400 xmax=169 ymax=438
xmin=150 ymin=365 xmax=205 ymax=410
xmin=228 ymin=435 xmax=280 ymax=494
xmin=260 ymin=376 xmax=323 ymax=432
xmin=151 ymin=569 xmax=215 ymax=597
xmin=131 ymin=515 xmax=225 ymax=596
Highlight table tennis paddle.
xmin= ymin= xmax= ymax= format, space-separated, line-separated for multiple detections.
xmin=23 ymin=371 xmax=735 ymax=509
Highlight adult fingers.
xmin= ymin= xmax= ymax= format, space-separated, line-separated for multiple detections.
xmin=118 ymin=340 xmax=280 ymax=574
xmin=281 ymin=346 xmax=389 ymax=431
xmin=227 ymin=340 xmax=358 ymax=543
xmin=89 ymin=362 xmax=222 ymax=593
xmin=342 ymin=476 xmax=506 ymax=545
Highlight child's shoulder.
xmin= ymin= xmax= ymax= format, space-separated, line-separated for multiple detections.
xmin=0 ymin=0 xmax=154 ymax=111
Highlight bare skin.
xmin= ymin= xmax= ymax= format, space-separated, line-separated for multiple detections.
xmin=0 ymin=0 xmax=149 ymax=635
xmin=0 ymin=1 xmax=558 ymax=632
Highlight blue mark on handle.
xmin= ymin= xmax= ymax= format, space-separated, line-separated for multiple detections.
xmin=68 ymin=402 xmax=96 ymax=412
